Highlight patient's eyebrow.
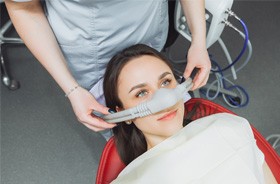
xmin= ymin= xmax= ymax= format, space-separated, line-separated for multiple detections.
xmin=129 ymin=83 xmax=147 ymax=93
xmin=158 ymin=72 xmax=172 ymax=80
xmin=128 ymin=72 xmax=172 ymax=93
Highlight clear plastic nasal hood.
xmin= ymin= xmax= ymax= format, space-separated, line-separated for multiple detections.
xmin=94 ymin=78 xmax=193 ymax=123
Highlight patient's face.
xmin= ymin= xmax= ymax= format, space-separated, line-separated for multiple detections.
xmin=117 ymin=55 xmax=184 ymax=148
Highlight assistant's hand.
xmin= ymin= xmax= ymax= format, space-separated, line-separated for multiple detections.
xmin=184 ymin=44 xmax=211 ymax=91
xmin=67 ymin=87 xmax=116 ymax=132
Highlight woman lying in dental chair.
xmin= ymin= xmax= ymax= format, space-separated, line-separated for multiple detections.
xmin=102 ymin=44 xmax=277 ymax=183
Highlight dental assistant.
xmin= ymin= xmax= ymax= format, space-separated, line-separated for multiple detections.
xmin=5 ymin=0 xmax=211 ymax=135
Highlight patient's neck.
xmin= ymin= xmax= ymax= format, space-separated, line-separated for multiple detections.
xmin=144 ymin=121 xmax=184 ymax=150
xmin=145 ymin=132 xmax=178 ymax=150
xmin=146 ymin=135 xmax=168 ymax=150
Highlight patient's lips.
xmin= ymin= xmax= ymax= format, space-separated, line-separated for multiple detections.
xmin=157 ymin=110 xmax=178 ymax=121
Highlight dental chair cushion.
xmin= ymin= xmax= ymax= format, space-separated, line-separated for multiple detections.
xmin=95 ymin=98 xmax=280 ymax=184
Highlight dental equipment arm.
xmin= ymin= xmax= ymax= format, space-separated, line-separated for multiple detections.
xmin=95 ymin=78 xmax=193 ymax=123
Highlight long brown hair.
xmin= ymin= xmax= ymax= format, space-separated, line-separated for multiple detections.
xmin=103 ymin=44 xmax=175 ymax=165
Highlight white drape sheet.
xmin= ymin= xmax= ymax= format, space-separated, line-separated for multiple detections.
xmin=111 ymin=113 xmax=265 ymax=184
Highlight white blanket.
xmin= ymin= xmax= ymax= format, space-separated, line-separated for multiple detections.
xmin=111 ymin=113 xmax=265 ymax=184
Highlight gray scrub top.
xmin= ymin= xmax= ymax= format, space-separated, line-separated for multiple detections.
xmin=44 ymin=0 xmax=169 ymax=90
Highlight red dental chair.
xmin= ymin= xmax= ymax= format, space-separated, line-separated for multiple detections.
xmin=95 ymin=98 xmax=280 ymax=184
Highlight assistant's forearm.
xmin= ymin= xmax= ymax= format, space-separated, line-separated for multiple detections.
xmin=180 ymin=0 xmax=206 ymax=47
xmin=5 ymin=0 xmax=78 ymax=93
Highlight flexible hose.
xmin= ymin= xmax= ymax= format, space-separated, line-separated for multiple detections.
xmin=203 ymin=56 xmax=249 ymax=108
xmin=212 ymin=18 xmax=249 ymax=73
xmin=203 ymin=16 xmax=252 ymax=108
xmin=218 ymin=38 xmax=237 ymax=80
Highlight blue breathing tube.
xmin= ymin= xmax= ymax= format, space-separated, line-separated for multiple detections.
xmin=95 ymin=78 xmax=193 ymax=123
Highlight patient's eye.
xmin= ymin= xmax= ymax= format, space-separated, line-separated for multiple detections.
xmin=161 ymin=79 xmax=171 ymax=87
xmin=136 ymin=90 xmax=148 ymax=98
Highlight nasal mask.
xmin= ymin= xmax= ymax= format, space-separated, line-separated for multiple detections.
xmin=93 ymin=78 xmax=193 ymax=123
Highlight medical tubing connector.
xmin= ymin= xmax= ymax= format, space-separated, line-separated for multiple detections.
xmin=225 ymin=9 xmax=241 ymax=21
xmin=102 ymin=78 xmax=193 ymax=123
